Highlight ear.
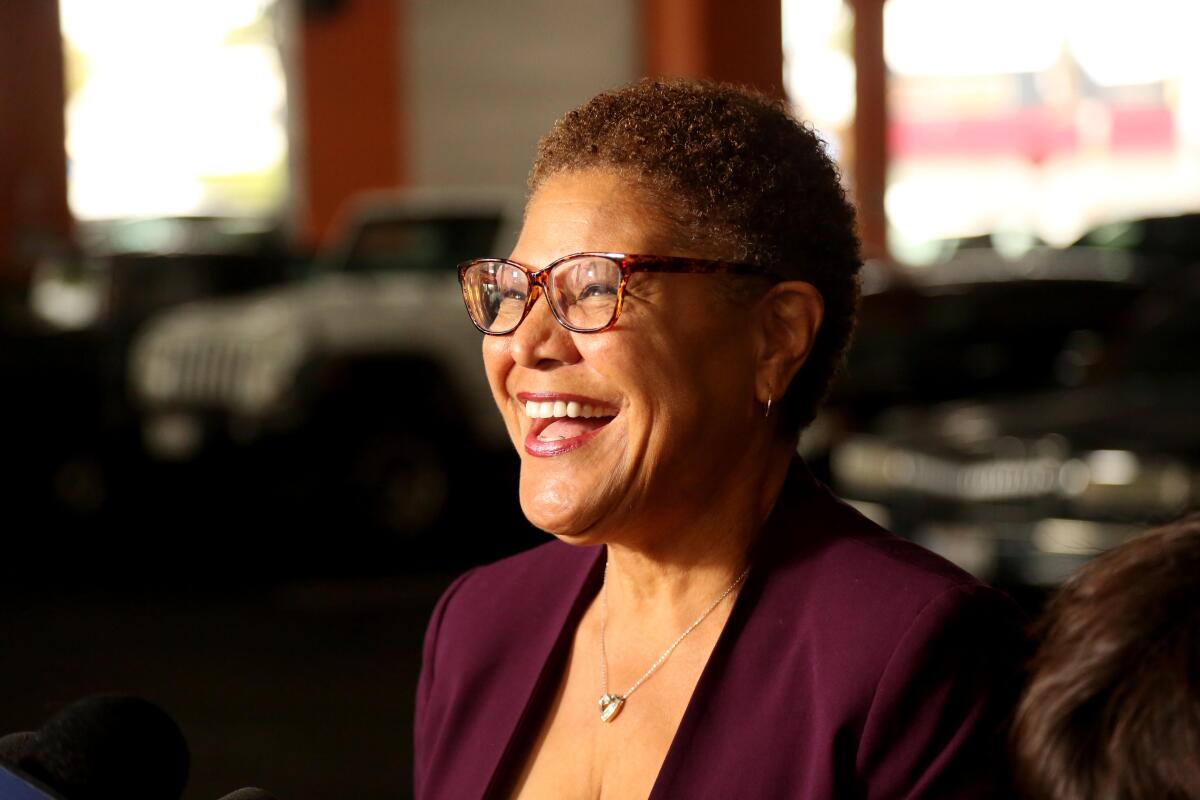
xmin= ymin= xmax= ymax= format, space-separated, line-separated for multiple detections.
xmin=754 ymin=281 xmax=824 ymax=405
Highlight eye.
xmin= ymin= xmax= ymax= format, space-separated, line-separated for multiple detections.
xmin=578 ymin=283 xmax=616 ymax=300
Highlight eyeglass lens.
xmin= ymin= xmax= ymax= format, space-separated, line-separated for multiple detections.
xmin=462 ymin=261 xmax=528 ymax=332
xmin=463 ymin=255 xmax=622 ymax=333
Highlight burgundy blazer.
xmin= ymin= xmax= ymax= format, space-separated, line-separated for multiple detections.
xmin=414 ymin=461 xmax=1026 ymax=798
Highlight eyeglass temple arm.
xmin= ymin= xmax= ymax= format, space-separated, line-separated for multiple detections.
xmin=621 ymin=255 xmax=776 ymax=278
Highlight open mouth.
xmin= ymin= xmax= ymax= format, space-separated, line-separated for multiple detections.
xmin=518 ymin=394 xmax=618 ymax=456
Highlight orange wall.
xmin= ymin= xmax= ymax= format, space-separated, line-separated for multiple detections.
xmin=298 ymin=0 xmax=406 ymax=247
xmin=0 ymin=1 xmax=71 ymax=282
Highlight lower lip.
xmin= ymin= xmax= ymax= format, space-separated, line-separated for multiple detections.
xmin=523 ymin=416 xmax=614 ymax=457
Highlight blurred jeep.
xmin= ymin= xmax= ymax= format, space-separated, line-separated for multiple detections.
xmin=128 ymin=190 xmax=525 ymax=552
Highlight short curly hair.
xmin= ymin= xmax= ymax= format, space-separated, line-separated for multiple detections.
xmin=529 ymin=78 xmax=862 ymax=434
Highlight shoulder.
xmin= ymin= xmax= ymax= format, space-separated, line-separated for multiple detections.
xmin=750 ymin=472 xmax=1026 ymax=718
xmin=762 ymin=475 xmax=1010 ymax=632
xmin=418 ymin=538 xmax=600 ymax=687
xmin=743 ymin=476 xmax=1026 ymax=796
xmin=429 ymin=539 xmax=599 ymax=635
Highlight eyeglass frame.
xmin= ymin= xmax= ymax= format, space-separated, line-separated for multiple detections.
xmin=457 ymin=251 xmax=777 ymax=335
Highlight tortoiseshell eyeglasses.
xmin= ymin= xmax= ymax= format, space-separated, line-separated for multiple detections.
xmin=457 ymin=252 xmax=775 ymax=335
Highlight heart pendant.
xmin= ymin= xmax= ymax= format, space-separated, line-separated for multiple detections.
xmin=598 ymin=693 xmax=625 ymax=722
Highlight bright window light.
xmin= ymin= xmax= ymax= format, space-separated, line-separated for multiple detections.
xmin=882 ymin=0 xmax=1200 ymax=257
xmin=782 ymin=0 xmax=855 ymax=162
xmin=60 ymin=0 xmax=288 ymax=220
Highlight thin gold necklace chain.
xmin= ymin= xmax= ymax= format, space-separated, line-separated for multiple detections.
xmin=599 ymin=560 xmax=751 ymax=703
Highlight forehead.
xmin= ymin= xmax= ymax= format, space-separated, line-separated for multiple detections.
xmin=513 ymin=169 xmax=682 ymax=263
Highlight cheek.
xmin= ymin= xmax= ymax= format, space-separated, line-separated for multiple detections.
xmin=481 ymin=338 xmax=510 ymax=391
xmin=644 ymin=320 xmax=756 ymax=420
xmin=482 ymin=340 xmax=524 ymax=444
xmin=585 ymin=334 xmax=705 ymax=437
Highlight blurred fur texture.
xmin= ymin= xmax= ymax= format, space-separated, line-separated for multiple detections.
xmin=1013 ymin=512 xmax=1200 ymax=800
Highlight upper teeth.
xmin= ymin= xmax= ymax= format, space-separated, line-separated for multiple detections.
xmin=525 ymin=400 xmax=613 ymax=419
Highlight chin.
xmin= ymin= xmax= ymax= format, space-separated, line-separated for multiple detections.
xmin=517 ymin=471 xmax=611 ymax=543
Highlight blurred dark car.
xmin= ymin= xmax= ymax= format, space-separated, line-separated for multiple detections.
xmin=4 ymin=216 xmax=298 ymax=556
xmin=1072 ymin=212 xmax=1200 ymax=266
xmin=829 ymin=221 xmax=1200 ymax=589
xmin=29 ymin=216 xmax=298 ymax=334
xmin=126 ymin=190 xmax=536 ymax=568
xmin=806 ymin=245 xmax=1147 ymax=469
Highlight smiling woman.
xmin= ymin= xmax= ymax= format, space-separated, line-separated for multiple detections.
xmin=415 ymin=80 xmax=1026 ymax=799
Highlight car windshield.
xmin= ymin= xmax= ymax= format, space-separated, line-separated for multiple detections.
xmin=343 ymin=214 xmax=501 ymax=274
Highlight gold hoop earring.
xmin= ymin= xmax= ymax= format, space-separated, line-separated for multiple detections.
xmin=764 ymin=389 xmax=773 ymax=419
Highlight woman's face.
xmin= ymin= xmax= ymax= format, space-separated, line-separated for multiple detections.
xmin=482 ymin=168 xmax=764 ymax=542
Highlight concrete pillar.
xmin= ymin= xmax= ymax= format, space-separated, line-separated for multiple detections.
xmin=0 ymin=0 xmax=71 ymax=283
xmin=642 ymin=0 xmax=784 ymax=98
xmin=293 ymin=0 xmax=406 ymax=247
xmin=851 ymin=0 xmax=888 ymax=259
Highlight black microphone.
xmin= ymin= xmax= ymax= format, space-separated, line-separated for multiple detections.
xmin=0 ymin=770 xmax=60 ymax=799
xmin=1 ymin=730 xmax=60 ymax=799
xmin=0 ymin=731 xmax=36 ymax=766
xmin=1 ymin=732 xmax=59 ymax=800
xmin=0 ymin=695 xmax=188 ymax=800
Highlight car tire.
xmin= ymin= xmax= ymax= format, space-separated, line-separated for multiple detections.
xmin=348 ymin=427 xmax=454 ymax=542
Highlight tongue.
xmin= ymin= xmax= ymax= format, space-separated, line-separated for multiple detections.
xmin=539 ymin=417 xmax=610 ymax=441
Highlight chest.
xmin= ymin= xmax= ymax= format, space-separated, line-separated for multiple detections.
xmin=505 ymin=603 xmax=727 ymax=799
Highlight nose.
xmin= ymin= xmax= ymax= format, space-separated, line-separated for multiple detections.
xmin=508 ymin=289 xmax=581 ymax=369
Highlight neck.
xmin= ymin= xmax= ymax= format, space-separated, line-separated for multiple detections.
xmin=602 ymin=439 xmax=794 ymax=620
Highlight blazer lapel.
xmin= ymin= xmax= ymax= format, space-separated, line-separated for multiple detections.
xmin=647 ymin=459 xmax=819 ymax=798
xmin=475 ymin=543 xmax=606 ymax=798
xmin=645 ymin=553 xmax=761 ymax=800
